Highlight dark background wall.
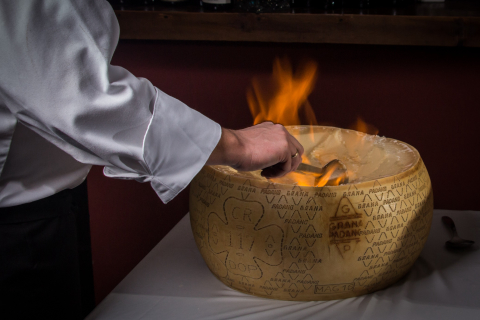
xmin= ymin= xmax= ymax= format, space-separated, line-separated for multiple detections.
xmin=87 ymin=40 xmax=480 ymax=304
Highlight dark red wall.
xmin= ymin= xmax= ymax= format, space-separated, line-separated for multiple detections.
xmin=88 ymin=40 xmax=480 ymax=304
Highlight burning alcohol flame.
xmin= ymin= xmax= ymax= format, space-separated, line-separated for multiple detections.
xmin=246 ymin=58 xmax=378 ymax=187
xmin=247 ymin=57 xmax=318 ymax=127
xmin=350 ymin=117 xmax=379 ymax=135
xmin=316 ymin=161 xmax=349 ymax=187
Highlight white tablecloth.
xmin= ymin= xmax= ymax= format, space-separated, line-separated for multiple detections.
xmin=87 ymin=209 xmax=480 ymax=320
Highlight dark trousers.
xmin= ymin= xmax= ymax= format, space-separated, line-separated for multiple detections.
xmin=0 ymin=182 xmax=94 ymax=320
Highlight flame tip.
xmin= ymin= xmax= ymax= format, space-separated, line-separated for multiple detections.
xmin=248 ymin=58 xmax=377 ymax=187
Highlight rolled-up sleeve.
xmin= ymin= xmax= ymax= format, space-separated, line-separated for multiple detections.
xmin=0 ymin=0 xmax=221 ymax=203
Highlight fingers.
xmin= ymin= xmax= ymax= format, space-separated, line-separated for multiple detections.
xmin=229 ymin=122 xmax=306 ymax=178
xmin=288 ymin=133 xmax=304 ymax=172
xmin=289 ymin=133 xmax=304 ymax=158
xmin=261 ymin=125 xmax=304 ymax=178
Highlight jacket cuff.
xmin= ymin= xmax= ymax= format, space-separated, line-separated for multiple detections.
xmin=105 ymin=88 xmax=221 ymax=204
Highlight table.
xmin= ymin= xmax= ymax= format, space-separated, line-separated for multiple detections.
xmin=87 ymin=209 xmax=480 ymax=320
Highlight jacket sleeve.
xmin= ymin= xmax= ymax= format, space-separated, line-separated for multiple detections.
xmin=0 ymin=0 xmax=221 ymax=203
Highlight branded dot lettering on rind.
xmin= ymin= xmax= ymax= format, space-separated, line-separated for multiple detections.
xmin=190 ymin=159 xmax=433 ymax=300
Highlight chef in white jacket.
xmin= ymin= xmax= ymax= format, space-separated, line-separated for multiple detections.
xmin=0 ymin=1 xmax=303 ymax=319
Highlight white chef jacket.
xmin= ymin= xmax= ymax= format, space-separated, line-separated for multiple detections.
xmin=0 ymin=0 xmax=221 ymax=207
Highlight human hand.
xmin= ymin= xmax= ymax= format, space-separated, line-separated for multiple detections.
xmin=207 ymin=122 xmax=304 ymax=178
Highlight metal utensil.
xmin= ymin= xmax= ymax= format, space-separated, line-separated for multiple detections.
xmin=296 ymin=159 xmax=349 ymax=186
xmin=296 ymin=162 xmax=324 ymax=175
xmin=442 ymin=215 xmax=475 ymax=249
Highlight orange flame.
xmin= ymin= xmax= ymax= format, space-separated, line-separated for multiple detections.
xmin=246 ymin=58 xmax=378 ymax=187
xmin=350 ymin=117 xmax=379 ymax=135
xmin=315 ymin=161 xmax=348 ymax=187
xmin=247 ymin=57 xmax=318 ymax=127
xmin=286 ymin=172 xmax=316 ymax=187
